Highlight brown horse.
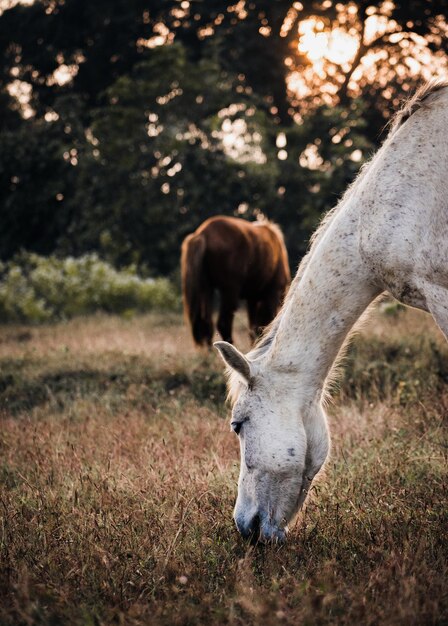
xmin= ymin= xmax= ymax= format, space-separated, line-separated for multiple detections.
xmin=181 ymin=216 xmax=290 ymax=345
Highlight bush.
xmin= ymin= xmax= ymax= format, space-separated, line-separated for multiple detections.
xmin=0 ymin=253 xmax=180 ymax=323
xmin=338 ymin=334 xmax=448 ymax=407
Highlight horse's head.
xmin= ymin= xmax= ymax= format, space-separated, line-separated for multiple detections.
xmin=215 ymin=341 xmax=329 ymax=543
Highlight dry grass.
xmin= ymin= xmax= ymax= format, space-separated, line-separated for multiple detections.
xmin=0 ymin=307 xmax=447 ymax=625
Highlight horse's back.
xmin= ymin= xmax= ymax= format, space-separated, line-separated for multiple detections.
xmin=248 ymin=222 xmax=291 ymax=292
xmin=195 ymin=216 xmax=289 ymax=295
xmin=196 ymin=216 xmax=251 ymax=256
xmin=196 ymin=217 xmax=252 ymax=287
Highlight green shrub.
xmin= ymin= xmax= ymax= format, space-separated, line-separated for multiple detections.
xmin=338 ymin=334 xmax=448 ymax=406
xmin=0 ymin=253 xmax=180 ymax=323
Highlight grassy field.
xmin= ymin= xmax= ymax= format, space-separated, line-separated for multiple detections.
xmin=0 ymin=306 xmax=447 ymax=625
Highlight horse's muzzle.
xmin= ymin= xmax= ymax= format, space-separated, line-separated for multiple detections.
xmin=235 ymin=512 xmax=287 ymax=543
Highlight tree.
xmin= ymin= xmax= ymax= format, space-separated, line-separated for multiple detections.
xmin=0 ymin=112 xmax=77 ymax=258
xmin=0 ymin=1 xmax=445 ymax=274
xmin=57 ymin=43 xmax=279 ymax=273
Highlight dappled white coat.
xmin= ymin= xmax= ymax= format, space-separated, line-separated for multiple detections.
xmin=215 ymin=80 xmax=448 ymax=542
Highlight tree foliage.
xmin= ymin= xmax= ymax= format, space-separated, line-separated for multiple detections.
xmin=0 ymin=0 xmax=446 ymax=274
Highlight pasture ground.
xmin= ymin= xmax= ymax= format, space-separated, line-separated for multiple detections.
xmin=0 ymin=305 xmax=447 ymax=625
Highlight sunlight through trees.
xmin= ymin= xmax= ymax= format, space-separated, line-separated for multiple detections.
xmin=0 ymin=1 xmax=447 ymax=274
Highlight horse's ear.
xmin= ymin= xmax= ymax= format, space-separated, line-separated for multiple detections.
xmin=214 ymin=341 xmax=251 ymax=383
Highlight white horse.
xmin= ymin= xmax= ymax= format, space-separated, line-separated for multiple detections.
xmin=215 ymin=80 xmax=448 ymax=542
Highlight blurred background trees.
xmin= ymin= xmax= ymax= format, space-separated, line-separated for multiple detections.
xmin=0 ymin=0 xmax=447 ymax=275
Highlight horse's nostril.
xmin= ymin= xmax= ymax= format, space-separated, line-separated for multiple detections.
xmin=248 ymin=514 xmax=261 ymax=544
xmin=235 ymin=513 xmax=261 ymax=541
xmin=250 ymin=513 xmax=260 ymax=534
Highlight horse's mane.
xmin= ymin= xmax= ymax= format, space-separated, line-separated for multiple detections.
xmin=242 ymin=173 xmax=365 ymax=362
xmin=226 ymin=166 xmax=364 ymax=404
xmin=225 ymin=79 xmax=448 ymax=404
xmin=226 ymin=212 xmax=335 ymax=403
xmin=389 ymin=78 xmax=448 ymax=135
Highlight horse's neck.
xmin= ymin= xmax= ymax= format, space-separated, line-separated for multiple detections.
xmin=266 ymin=200 xmax=381 ymax=398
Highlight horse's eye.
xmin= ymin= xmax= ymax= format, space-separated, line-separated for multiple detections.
xmin=231 ymin=421 xmax=243 ymax=435
xmin=231 ymin=418 xmax=248 ymax=435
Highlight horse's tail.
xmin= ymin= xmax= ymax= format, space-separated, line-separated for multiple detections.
xmin=181 ymin=232 xmax=213 ymax=346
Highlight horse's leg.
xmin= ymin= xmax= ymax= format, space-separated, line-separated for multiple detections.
xmin=425 ymin=284 xmax=448 ymax=339
xmin=253 ymin=295 xmax=279 ymax=337
xmin=202 ymin=286 xmax=214 ymax=347
xmin=217 ymin=290 xmax=239 ymax=344
xmin=247 ymin=299 xmax=260 ymax=343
